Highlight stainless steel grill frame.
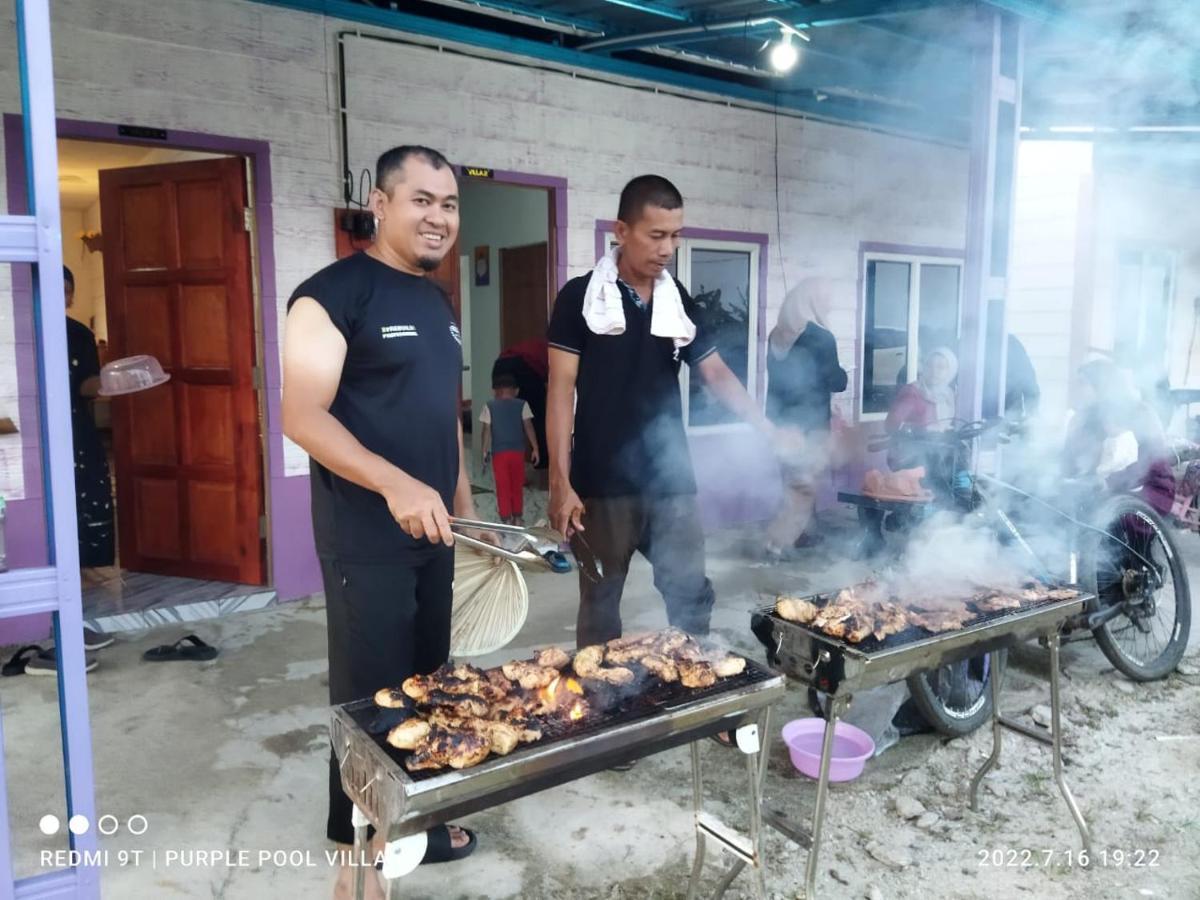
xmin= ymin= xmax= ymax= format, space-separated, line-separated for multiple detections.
xmin=332 ymin=659 xmax=786 ymax=900
xmin=752 ymin=590 xmax=1095 ymax=900
xmin=759 ymin=592 xmax=1087 ymax=695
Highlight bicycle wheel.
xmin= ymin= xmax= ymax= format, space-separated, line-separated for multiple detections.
xmin=906 ymin=650 xmax=1006 ymax=738
xmin=1083 ymin=495 xmax=1192 ymax=681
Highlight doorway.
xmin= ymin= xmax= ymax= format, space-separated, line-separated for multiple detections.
xmin=56 ymin=137 xmax=270 ymax=627
xmin=457 ymin=179 xmax=555 ymax=487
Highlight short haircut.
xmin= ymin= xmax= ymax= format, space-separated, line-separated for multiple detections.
xmin=617 ymin=174 xmax=683 ymax=225
xmin=492 ymin=373 xmax=518 ymax=390
xmin=62 ymin=265 xmax=75 ymax=289
xmin=376 ymin=145 xmax=453 ymax=196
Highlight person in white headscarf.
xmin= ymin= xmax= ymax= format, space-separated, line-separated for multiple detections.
xmin=887 ymin=346 xmax=958 ymax=435
xmin=763 ymin=278 xmax=848 ymax=559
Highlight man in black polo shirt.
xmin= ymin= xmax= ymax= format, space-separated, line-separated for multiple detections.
xmin=547 ymin=175 xmax=795 ymax=648
xmin=282 ymin=145 xmax=477 ymax=899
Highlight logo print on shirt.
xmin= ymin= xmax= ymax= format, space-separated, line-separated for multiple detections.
xmin=381 ymin=325 xmax=418 ymax=340
xmin=449 ymin=324 xmax=462 ymax=346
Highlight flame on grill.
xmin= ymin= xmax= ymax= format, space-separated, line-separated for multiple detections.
xmin=539 ymin=676 xmax=588 ymax=721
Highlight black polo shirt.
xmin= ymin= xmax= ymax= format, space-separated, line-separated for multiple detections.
xmin=288 ymin=252 xmax=462 ymax=563
xmin=548 ymin=273 xmax=716 ymax=499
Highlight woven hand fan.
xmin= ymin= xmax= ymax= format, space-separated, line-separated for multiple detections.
xmin=450 ymin=548 xmax=529 ymax=656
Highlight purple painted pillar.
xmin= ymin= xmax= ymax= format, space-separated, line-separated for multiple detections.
xmin=958 ymin=9 xmax=1023 ymax=422
xmin=0 ymin=1 xmax=101 ymax=897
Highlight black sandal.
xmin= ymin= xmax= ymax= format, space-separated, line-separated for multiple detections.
xmin=2 ymin=645 xmax=43 ymax=677
xmin=421 ymin=824 xmax=477 ymax=864
xmin=143 ymin=634 xmax=219 ymax=662
xmin=373 ymin=825 xmax=477 ymax=868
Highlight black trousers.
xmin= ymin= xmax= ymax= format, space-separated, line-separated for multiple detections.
xmin=573 ymin=495 xmax=715 ymax=647
xmin=323 ymin=551 xmax=454 ymax=845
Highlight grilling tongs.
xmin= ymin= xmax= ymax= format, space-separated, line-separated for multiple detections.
xmin=449 ymin=517 xmax=575 ymax=575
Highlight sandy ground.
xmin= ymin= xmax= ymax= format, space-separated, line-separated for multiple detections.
xmin=2 ymin=503 xmax=1198 ymax=899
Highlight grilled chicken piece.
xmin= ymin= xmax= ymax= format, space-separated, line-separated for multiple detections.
xmin=484 ymin=667 xmax=516 ymax=694
xmin=679 ymin=660 xmax=717 ymax=688
xmin=573 ymin=644 xmax=636 ymax=685
xmin=709 ymin=654 xmax=746 ymax=678
xmin=908 ymin=608 xmax=973 ymax=633
xmin=426 ymin=712 xmax=521 ymax=756
xmin=1046 ymin=587 xmax=1079 ymax=601
xmin=501 ymin=661 xmax=559 ymax=690
xmin=489 ymin=709 xmax=544 ymax=743
xmin=534 ymin=647 xmax=571 ymax=670
xmin=386 ymin=717 xmax=431 ymax=750
xmin=871 ymin=602 xmax=910 ymax=642
xmin=374 ymin=687 xmax=411 ymax=709
xmin=639 ymin=653 xmax=679 ymax=682
xmin=605 ymin=632 xmax=657 ymax=652
xmin=402 ymin=664 xmax=501 ymax=702
xmin=775 ymin=596 xmax=820 ymax=624
xmin=972 ymin=592 xmax=1022 ymax=613
xmin=404 ymin=727 xmax=491 ymax=772
xmin=422 ymin=691 xmax=490 ymax=718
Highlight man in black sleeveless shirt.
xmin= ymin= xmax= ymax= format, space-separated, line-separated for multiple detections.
xmin=283 ymin=146 xmax=478 ymax=898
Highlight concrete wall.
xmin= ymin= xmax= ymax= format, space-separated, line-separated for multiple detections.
xmin=0 ymin=0 xmax=970 ymax=603
xmin=1007 ymin=141 xmax=1093 ymax=419
xmin=1009 ymin=141 xmax=1200 ymax=424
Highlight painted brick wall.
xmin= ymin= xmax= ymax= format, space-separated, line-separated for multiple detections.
xmin=0 ymin=0 xmax=969 ymax=531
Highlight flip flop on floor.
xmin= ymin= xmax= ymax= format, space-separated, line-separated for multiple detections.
xmin=2 ymin=645 xmax=43 ymax=677
xmin=143 ymin=634 xmax=219 ymax=662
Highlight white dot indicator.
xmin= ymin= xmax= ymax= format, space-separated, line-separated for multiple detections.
xmin=68 ymin=815 xmax=90 ymax=835
xmin=127 ymin=815 xmax=148 ymax=836
xmin=39 ymin=815 xmax=60 ymax=836
xmin=98 ymin=815 xmax=119 ymax=836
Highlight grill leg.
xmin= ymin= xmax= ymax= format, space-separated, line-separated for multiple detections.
xmin=687 ymin=741 xmax=706 ymax=900
xmin=969 ymin=651 xmax=1004 ymax=811
xmin=351 ymin=804 xmax=369 ymax=900
xmin=804 ymin=694 xmax=848 ymax=900
xmin=686 ymin=710 xmax=774 ymax=900
xmin=1048 ymin=633 xmax=1093 ymax=858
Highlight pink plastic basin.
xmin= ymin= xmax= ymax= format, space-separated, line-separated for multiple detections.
xmin=781 ymin=718 xmax=875 ymax=782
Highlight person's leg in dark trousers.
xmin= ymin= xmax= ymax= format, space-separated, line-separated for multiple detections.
xmin=642 ymin=495 xmax=715 ymax=637
xmin=324 ymin=551 xmax=453 ymax=845
xmin=573 ymin=496 xmax=645 ymax=647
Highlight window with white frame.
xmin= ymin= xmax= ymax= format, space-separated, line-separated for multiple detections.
xmin=603 ymin=234 xmax=761 ymax=430
xmin=860 ymin=253 xmax=963 ymax=417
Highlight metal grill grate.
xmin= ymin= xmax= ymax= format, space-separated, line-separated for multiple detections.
xmin=759 ymin=587 xmax=1079 ymax=655
xmin=346 ymin=658 xmax=777 ymax=782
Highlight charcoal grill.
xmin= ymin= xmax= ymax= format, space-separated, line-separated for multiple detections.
xmin=752 ymin=587 xmax=1094 ymax=899
xmin=332 ymin=657 xmax=786 ymax=900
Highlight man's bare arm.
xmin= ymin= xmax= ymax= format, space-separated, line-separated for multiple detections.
xmin=547 ymin=348 xmax=585 ymax=535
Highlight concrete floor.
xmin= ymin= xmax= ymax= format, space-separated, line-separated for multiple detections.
xmin=3 ymin=507 xmax=1198 ymax=899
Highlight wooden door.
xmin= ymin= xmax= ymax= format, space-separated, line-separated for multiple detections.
xmin=500 ymin=242 xmax=549 ymax=348
xmin=100 ymin=157 xmax=265 ymax=585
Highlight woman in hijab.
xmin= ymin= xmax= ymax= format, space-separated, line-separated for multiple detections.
xmin=764 ymin=278 xmax=848 ymax=559
xmin=887 ymin=346 xmax=958 ymax=435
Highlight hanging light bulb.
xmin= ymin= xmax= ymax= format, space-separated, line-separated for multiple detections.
xmin=769 ymin=28 xmax=799 ymax=73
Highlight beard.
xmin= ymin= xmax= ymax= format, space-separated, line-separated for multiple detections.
xmin=416 ymin=255 xmax=441 ymax=272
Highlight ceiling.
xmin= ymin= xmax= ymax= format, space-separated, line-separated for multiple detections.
xmin=256 ymin=0 xmax=1200 ymax=144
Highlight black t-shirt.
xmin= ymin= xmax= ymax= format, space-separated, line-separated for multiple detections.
xmin=547 ymin=273 xmax=716 ymax=498
xmin=288 ymin=252 xmax=462 ymax=562
xmin=765 ymin=322 xmax=847 ymax=433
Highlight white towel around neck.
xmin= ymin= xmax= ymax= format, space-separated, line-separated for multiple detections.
xmin=582 ymin=246 xmax=696 ymax=352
